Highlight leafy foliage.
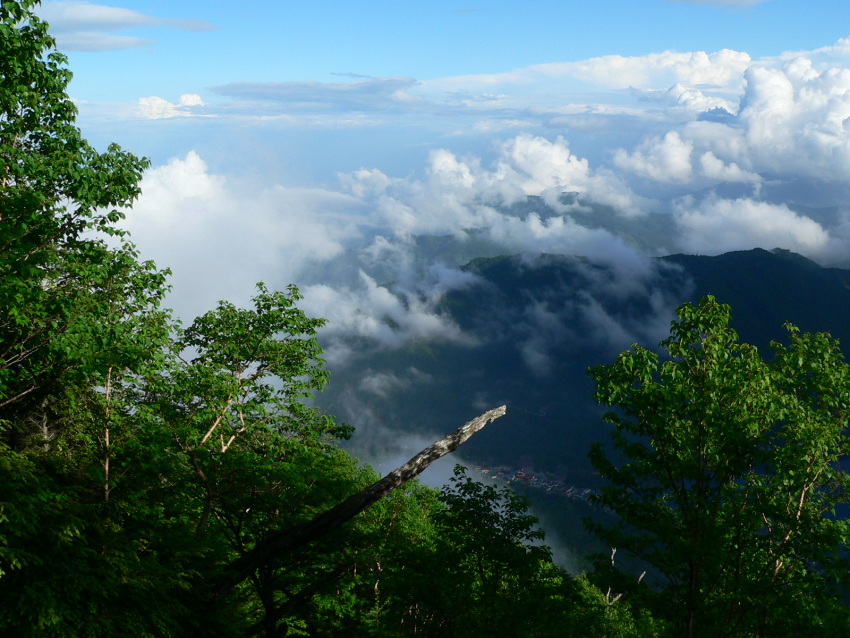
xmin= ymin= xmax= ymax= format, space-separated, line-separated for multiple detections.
xmin=588 ymin=295 xmax=850 ymax=637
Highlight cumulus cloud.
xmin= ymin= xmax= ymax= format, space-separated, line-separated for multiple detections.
xmin=783 ymin=37 xmax=850 ymax=69
xmin=122 ymin=133 xmax=672 ymax=366
xmin=120 ymin=56 xmax=850 ymax=364
xmin=331 ymin=140 xmax=657 ymax=300
xmin=674 ymin=196 xmax=833 ymax=256
xmin=614 ymin=128 xmax=764 ymax=188
xmin=614 ymin=131 xmax=695 ymax=183
xmin=697 ymin=151 xmax=761 ymax=183
xmin=422 ymin=48 xmax=751 ymax=105
xmin=301 ymin=269 xmax=478 ymax=367
xmin=349 ymin=134 xmax=650 ymax=230
xmin=39 ymin=1 xmax=215 ymax=51
xmin=535 ymin=49 xmax=751 ymax=92
xmin=122 ymin=151 xmax=364 ymax=318
xmin=137 ymin=94 xmax=206 ymax=120
xmin=735 ymin=59 xmax=850 ymax=180
xmin=651 ymin=83 xmax=738 ymax=114
xmin=615 ymin=52 xmax=850 ymax=191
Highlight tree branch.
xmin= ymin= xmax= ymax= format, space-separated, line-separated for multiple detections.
xmin=211 ymin=405 xmax=507 ymax=601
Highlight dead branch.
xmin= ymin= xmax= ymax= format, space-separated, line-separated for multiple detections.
xmin=212 ymin=405 xmax=507 ymax=601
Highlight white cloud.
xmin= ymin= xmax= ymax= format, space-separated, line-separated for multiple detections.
xmin=123 ymin=151 xmax=363 ymax=318
xmin=428 ymin=134 xmax=647 ymax=218
xmin=119 ymin=81 xmax=850 ymax=360
xmin=359 ymin=368 xmax=433 ymax=398
xmin=137 ymin=94 xmax=206 ymax=119
xmin=615 ymin=120 xmax=761 ymax=187
xmin=177 ymin=47 xmax=753 ymax=125
xmin=482 ymin=213 xmax=632 ymax=261
xmin=421 ymin=48 xmax=750 ymax=105
xmin=614 ymin=131 xmax=695 ymax=183
xmin=661 ymin=83 xmax=738 ymax=114
xmin=179 ymin=94 xmax=205 ymax=107
xmin=602 ymin=44 xmax=850 ymax=201
xmin=736 ymin=58 xmax=850 ymax=180
xmin=492 ymin=134 xmax=594 ymax=202
xmin=337 ymin=168 xmax=394 ymax=199
xmin=121 ymin=136 xmax=666 ymax=362
xmin=335 ymin=137 xmax=654 ymax=264
xmin=780 ymin=37 xmax=850 ymax=69
xmin=535 ymin=49 xmax=751 ymax=91
xmin=39 ymin=1 xmax=214 ymax=51
xmin=674 ymin=196 xmax=832 ymax=256
xmin=301 ymin=270 xmax=476 ymax=366
xmin=697 ymin=151 xmax=761 ymax=183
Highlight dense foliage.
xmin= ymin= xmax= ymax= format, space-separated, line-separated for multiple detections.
xmin=589 ymin=296 xmax=850 ymax=637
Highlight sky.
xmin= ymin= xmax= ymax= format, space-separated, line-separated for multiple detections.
xmin=31 ymin=0 xmax=850 ymax=389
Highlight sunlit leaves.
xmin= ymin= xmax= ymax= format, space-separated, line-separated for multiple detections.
xmin=588 ymin=295 xmax=850 ymax=636
xmin=0 ymin=0 xmax=153 ymax=418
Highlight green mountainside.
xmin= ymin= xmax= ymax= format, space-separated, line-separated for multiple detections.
xmin=327 ymin=248 xmax=850 ymax=479
xmin=664 ymin=248 xmax=850 ymax=350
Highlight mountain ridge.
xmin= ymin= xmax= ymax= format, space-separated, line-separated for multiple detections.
xmin=324 ymin=247 xmax=850 ymax=480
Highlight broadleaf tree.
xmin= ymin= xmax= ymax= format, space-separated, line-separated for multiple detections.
xmin=0 ymin=0 xmax=155 ymax=422
xmin=588 ymin=295 xmax=850 ymax=638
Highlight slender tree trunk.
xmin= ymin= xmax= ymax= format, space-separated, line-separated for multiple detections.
xmin=104 ymin=367 xmax=112 ymax=502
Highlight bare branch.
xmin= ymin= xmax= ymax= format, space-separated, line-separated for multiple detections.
xmin=200 ymin=394 xmax=235 ymax=447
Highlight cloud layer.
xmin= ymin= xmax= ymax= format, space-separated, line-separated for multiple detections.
xmin=111 ymin=36 xmax=850 ymax=374
xmin=98 ymin=31 xmax=850 ymax=477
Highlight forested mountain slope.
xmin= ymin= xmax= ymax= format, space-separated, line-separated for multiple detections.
xmin=326 ymin=248 xmax=850 ymax=479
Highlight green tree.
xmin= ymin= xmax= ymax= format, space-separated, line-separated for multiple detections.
xmin=427 ymin=465 xmax=553 ymax=635
xmin=0 ymin=3 xmax=358 ymax=633
xmin=588 ymin=295 xmax=850 ymax=637
xmin=0 ymin=8 xmax=505 ymax=633
xmin=366 ymin=465 xmax=658 ymax=638
xmin=0 ymin=0 xmax=154 ymax=422
xmin=0 ymin=3 xmax=200 ymax=635
xmin=0 ymin=279 xmax=364 ymax=636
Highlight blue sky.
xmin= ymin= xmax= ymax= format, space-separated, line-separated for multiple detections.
xmin=42 ymin=1 xmax=850 ymax=160
xmin=31 ymin=0 xmax=850 ymax=362
xmin=43 ymin=1 xmax=850 ymax=93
